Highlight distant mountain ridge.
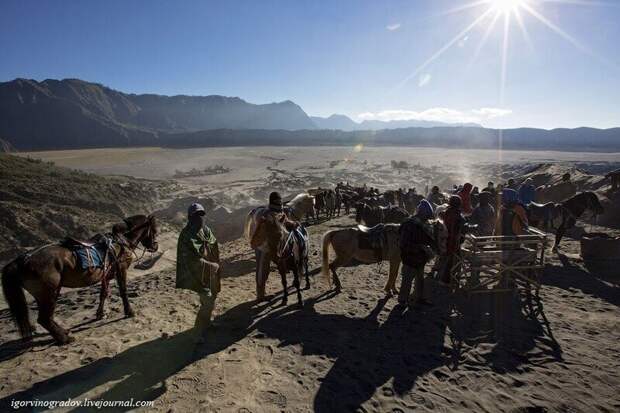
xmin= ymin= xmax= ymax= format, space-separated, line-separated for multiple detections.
xmin=0 ymin=78 xmax=315 ymax=149
xmin=1 ymin=78 xmax=619 ymax=151
xmin=311 ymin=114 xmax=480 ymax=130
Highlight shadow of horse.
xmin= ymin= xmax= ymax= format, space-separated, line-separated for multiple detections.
xmin=254 ymin=284 xmax=451 ymax=412
xmin=0 ymin=300 xmax=268 ymax=412
xmin=255 ymin=282 xmax=562 ymax=412
xmin=543 ymin=254 xmax=620 ymax=307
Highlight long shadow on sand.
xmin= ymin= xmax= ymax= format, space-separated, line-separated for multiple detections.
xmin=256 ymin=282 xmax=562 ymax=412
xmin=542 ymin=254 xmax=620 ymax=307
xmin=0 ymin=300 xmax=271 ymax=412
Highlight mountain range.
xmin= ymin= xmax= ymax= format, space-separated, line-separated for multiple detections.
xmin=311 ymin=114 xmax=480 ymax=130
xmin=0 ymin=78 xmax=619 ymax=151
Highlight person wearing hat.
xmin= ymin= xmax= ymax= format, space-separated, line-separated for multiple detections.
xmin=518 ymin=178 xmax=536 ymax=206
xmin=251 ymin=191 xmax=299 ymax=301
xmin=495 ymin=188 xmax=528 ymax=236
xmin=440 ymin=195 xmax=466 ymax=284
xmin=176 ymin=202 xmax=221 ymax=335
xmin=398 ymin=200 xmax=437 ymax=307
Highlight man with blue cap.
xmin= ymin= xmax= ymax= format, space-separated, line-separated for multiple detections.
xmin=176 ymin=202 xmax=221 ymax=337
xmin=398 ymin=199 xmax=437 ymax=307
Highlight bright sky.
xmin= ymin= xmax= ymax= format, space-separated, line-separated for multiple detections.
xmin=1 ymin=0 xmax=619 ymax=129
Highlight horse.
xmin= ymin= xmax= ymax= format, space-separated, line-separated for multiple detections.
xmin=285 ymin=193 xmax=315 ymax=224
xmin=551 ymin=191 xmax=604 ymax=250
xmin=355 ymin=204 xmax=409 ymax=227
xmin=1 ymin=215 xmax=158 ymax=345
xmin=244 ymin=207 xmax=308 ymax=307
xmin=321 ymin=220 xmax=447 ymax=295
xmin=314 ymin=191 xmax=327 ymax=221
xmin=338 ymin=190 xmax=357 ymax=215
xmin=527 ymin=202 xmax=562 ymax=231
xmin=324 ymin=190 xmax=337 ymax=219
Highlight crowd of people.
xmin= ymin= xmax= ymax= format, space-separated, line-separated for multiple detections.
xmin=175 ymin=177 xmax=544 ymax=339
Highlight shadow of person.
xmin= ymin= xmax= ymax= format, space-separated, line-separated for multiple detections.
xmin=544 ymin=254 xmax=620 ymax=307
xmin=0 ymin=300 xmax=268 ymax=412
xmin=254 ymin=283 xmax=452 ymax=412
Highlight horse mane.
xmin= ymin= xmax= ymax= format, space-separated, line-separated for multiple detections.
xmin=288 ymin=193 xmax=314 ymax=207
xmin=115 ymin=214 xmax=157 ymax=235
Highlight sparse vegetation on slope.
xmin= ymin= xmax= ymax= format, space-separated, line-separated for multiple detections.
xmin=0 ymin=154 xmax=172 ymax=264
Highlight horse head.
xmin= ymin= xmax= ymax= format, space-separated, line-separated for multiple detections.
xmin=121 ymin=214 xmax=159 ymax=252
xmin=586 ymin=191 xmax=604 ymax=215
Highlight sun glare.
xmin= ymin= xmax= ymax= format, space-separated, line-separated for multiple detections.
xmin=489 ymin=0 xmax=526 ymax=14
xmin=397 ymin=0 xmax=603 ymax=104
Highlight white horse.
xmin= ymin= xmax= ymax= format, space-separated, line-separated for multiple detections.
xmin=285 ymin=193 xmax=316 ymax=223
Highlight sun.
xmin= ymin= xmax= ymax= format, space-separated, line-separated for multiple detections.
xmin=488 ymin=0 xmax=526 ymax=14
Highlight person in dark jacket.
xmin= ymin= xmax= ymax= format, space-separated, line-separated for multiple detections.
xmin=398 ymin=200 xmax=437 ymax=307
xmin=440 ymin=195 xmax=466 ymax=284
xmin=176 ymin=203 xmax=221 ymax=335
xmin=518 ymin=178 xmax=536 ymax=205
xmin=469 ymin=191 xmax=495 ymax=235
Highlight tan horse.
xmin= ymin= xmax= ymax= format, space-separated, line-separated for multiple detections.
xmin=1 ymin=215 xmax=158 ymax=345
xmin=321 ymin=220 xmax=448 ymax=295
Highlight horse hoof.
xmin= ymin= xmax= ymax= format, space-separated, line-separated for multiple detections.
xmin=57 ymin=336 xmax=75 ymax=346
xmin=95 ymin=312 xmax=106 ymax=321
xmin=297 ymin=302 xmax=304 ymax=309
xmin=125 ymin=310 xmax=136 ymax=318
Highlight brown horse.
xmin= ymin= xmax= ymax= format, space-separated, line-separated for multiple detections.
xmin=321 ymin=220 xmax=447 ymax=295
xmin=355 ymin=204 xmax=409 ymax=227
xmin=552 ymin=191 xmax=604 ymax=250
xmin=1 ymin=215 xmax=158 ymax=345
xmin=244 ymin=208 xmax=308 ymax=307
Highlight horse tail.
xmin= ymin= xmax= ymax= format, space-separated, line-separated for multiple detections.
xmin=321 ymin=231 xmax=333 ymax=287
xmin=2 ymin=258 xmax=33 ymax=340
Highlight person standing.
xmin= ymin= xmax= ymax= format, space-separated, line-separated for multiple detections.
xmin=518 ymin=178 xmax=536 ymax=206
xmin=251 ymin=191 xmax=299 ymax=301
xmin=176 ymin=203 xmax=221 ymax=335
xmin=469 ymin=191 xmax=496 ymax=236
xmin=398 ymin=200 xmax=436 ymax=307
xmin=441 ymin=195 xmax=466 ymax=284
xmin=495 ymin=188 xmax=529 ymax=236
xmin=458 ymin=183 xmax=473 ymax=215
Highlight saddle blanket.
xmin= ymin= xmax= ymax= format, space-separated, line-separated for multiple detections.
xmin=75 ymin=245 xmax=106 ymax=269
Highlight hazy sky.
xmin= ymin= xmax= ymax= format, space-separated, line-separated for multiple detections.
xmin=1 ymin=0 xmax=619 ymax=129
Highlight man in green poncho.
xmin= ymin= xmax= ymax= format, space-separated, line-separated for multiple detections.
xmin=176 ymin=203 xmax=221 ymax=335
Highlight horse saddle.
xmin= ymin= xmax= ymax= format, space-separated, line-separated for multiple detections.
xmin=357 ymin=224 xmax=386 ymax=256
xmin=529 ymin=201 xmax=553 ymax=209
xmin=60 ymin=234 xmax=111 ymax=270
xmin=62 ymin=236 xmax=100 ymax=248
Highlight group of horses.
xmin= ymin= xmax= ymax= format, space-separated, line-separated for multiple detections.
xmin=244 ymin=184 xmax=449 ymax=310
xmin=1 ymin=180 xmax=605 ymax=345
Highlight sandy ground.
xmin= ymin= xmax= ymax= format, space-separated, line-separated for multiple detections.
xmin=0 ymin=211 xmax=619 ymax=412
xmin=1 ymin=147 xmax=619 ymax=411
